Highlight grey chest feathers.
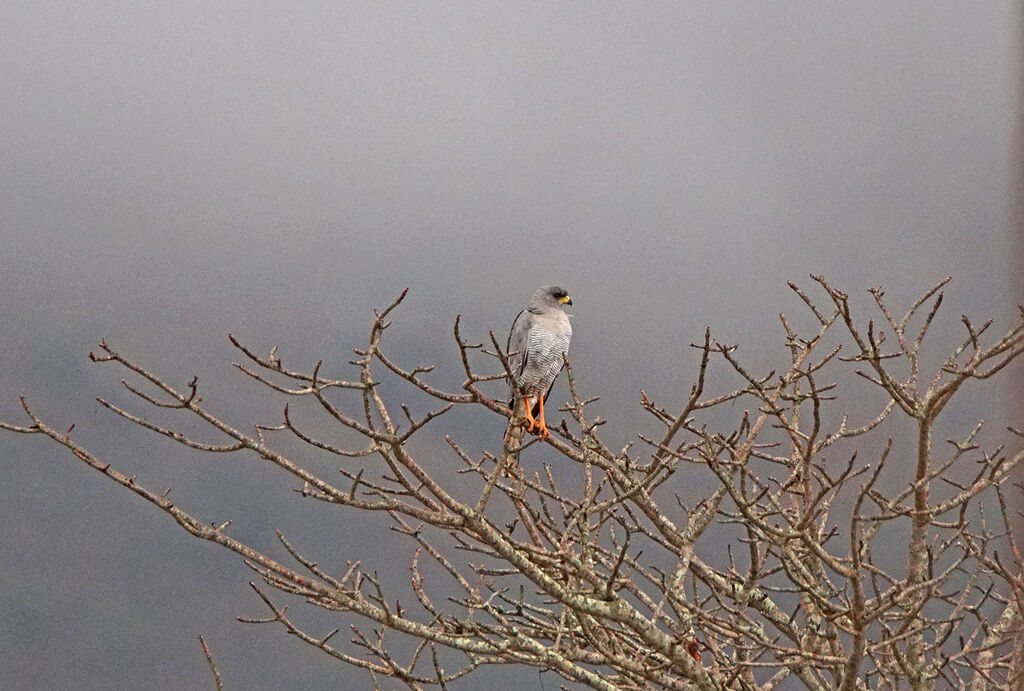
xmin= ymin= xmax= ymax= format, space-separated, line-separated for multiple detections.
xmin=512 ymin=312 xmax=572 ymax=397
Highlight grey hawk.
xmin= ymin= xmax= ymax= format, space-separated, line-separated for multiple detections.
xmin=506 ymin=285 xmax=573 ymax=440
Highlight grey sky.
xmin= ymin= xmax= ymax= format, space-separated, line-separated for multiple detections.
xmin=1 ymin=3 xmax=1020 ymax=689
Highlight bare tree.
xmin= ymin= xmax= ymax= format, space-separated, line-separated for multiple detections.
xmin=3 ymin=277 xmax=1023 ymax=690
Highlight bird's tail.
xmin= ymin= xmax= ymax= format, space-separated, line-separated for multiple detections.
xmin=502 ymin=398 xmax=529 ymax=475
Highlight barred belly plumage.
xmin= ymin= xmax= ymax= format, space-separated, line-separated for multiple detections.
xmin=518 ymin=327 xmax=571 ymax=396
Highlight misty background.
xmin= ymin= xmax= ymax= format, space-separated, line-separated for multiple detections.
xmin=1 ymin=3 xmax=1021 ymax=689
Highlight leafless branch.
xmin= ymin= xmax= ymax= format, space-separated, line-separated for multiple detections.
xmin=4 ymin=278 xmax=1022 ymax=689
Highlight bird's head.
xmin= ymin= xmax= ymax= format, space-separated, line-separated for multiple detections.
xmin=532 ymin=285 xmax=572 ymax=309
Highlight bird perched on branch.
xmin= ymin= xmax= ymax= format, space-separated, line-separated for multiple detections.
xmin=505 ymin=285 xmax=573 ymax=443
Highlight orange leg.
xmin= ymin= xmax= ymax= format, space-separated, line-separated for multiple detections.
xmin=534 ymin=393 xmax=550 ymax=440
xmin=523 ymin=396 xmax=539 ymax=433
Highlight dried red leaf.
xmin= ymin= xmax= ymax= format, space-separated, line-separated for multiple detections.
xmin=685 ymin=637 xmax=701 ymax=662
